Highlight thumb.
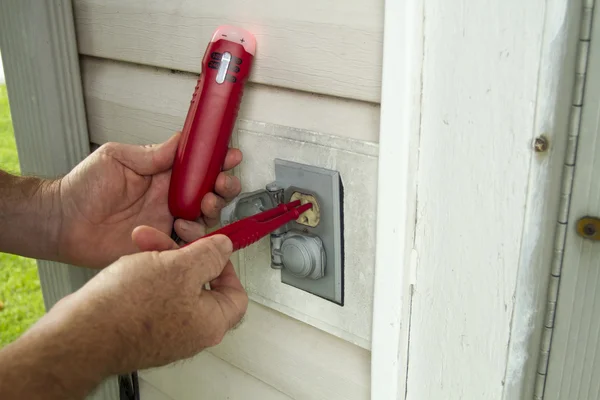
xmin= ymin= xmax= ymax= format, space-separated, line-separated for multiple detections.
xmin=165 ymin=235 xmax=233 ymax=284
xmin=132 ymin=225 xmax=179 ymax=252
xmin=103 ymin=132 xmax=181 ymax=175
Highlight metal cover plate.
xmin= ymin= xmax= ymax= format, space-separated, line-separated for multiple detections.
xmin=274 ymin=159 xmax=344 ymax=305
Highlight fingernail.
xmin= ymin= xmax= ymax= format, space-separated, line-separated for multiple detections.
xmin=211 ymin=235 xmax=233 ymax=254
xmin=179 ymin=220 xmax=192 ymax=231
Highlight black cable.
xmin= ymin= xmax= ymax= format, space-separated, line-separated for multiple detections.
xmin=118 ymin=372 xmax=139 ymax=400
xmin=132 ymin=371 xmax=140 ymax=400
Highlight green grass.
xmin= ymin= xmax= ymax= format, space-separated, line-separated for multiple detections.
xmin=0 ymin=84 xmax=46 ymax=347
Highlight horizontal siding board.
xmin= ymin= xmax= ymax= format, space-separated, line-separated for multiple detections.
xmin=140 ymin=303 xmax=370 ymax=400
xmin=81 ymin=57 xmax=379 ymax=143
xmin=141 ymin=350 xmax=291 ymax=400
xmin=209 ymin=302 xmax=371 ymax=400
xmin=73 ymin=0 xmax=384 ymax=102
xmin=138 ymin=379 xmax=174 ymax=400
xmin=80 ymin=57 xmax=380 ymax=144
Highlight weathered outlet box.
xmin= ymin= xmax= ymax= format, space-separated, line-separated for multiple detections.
xmin=273 ymin=159 xmax=344 ymax=305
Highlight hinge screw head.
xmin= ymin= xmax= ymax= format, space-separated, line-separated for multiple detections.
xmin=534 ymin=136 xmax=549 ymax=152
xmin=577 ymin=217 xmax=600 ymax=241
xmin=583 ymin=223 xmax=597 ymax=237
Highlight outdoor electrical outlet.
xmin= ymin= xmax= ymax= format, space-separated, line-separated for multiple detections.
xmin=273 ymin=159 xmax=344 ymax=305
xmin=220 ymin=159 xmax=345 ymax=306
xmin=290 ymin=192 xmax=320 ymax=227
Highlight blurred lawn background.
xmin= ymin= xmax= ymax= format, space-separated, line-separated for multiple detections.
xmin=0 ymin=83 xmax=46 ymax=347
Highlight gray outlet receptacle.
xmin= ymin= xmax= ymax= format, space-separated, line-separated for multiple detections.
xmin=274 ymin=159 xmax=344 ymax=306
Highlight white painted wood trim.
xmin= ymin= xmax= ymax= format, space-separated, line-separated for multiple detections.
xmin=370 ymin=0 xmax=423 ymax=398
xmin=391 ymin=0 xmax=583 ymax=398
xmin=0 ymin=1 xmax=117 ymax=399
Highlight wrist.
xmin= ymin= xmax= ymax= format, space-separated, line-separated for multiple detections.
xmin=34 ymin=177 xmax=64 ymax=261
xmin=0 ymin=171 xmax=63 ymax=261
xmin=0 ymin=293 xmax=112 ymax=399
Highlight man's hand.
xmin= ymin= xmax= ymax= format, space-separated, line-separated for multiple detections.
xmin=72 ymin=230 xmax=247 ymax=371
xmin=57 ymin=133 xmax=242 ymax=268
xmin=0 ymin=231 xmax=248 ymax=400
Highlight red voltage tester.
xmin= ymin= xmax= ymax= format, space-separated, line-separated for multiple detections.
xmin=168 ymin=25 xmax=257 ymax=230
xmin=167 ymin=25 xmax=312 ymax=248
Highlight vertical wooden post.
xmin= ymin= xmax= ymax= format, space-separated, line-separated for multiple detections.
xmin=0 ymin=1 xmax=118 ymax=398
xmin=370 ymin=0 xmax=423 ymax=398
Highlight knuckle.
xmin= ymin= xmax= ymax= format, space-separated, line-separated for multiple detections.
xmin=204 ymin=217 xmax=219 ymax=228
xmin=98 ymin=141 xmax=119 ymax=156
xmin=203 ymin=242 xmax=225 ymax=273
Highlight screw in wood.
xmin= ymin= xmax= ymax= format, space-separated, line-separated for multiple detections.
xmin=534 ymin=136 xmax=549 ymax=152
xmin=583 ymin=223 xmax=597 ymax=236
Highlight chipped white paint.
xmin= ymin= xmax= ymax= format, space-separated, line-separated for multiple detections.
xmin=405 ymin=0 xmax=579 ymax=398
xmin=73 ymin=0 xmax=384 ymax=102
xmin=503 ymin=0 xmax=583 ymax=398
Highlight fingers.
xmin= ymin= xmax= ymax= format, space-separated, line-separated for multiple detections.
xmin=209 ymin=261 xmax=244 ymax=292
xmin=214 ymin=173 xmax=241 ymax=202
xmin=223 ymin=148 xmax=243 ymax=171
xmin=132 ymin=226 xmax=179 ymax=252
xmin=207 ymin=262 xmax=249 ymax=329
xmin=201 ymin=192 xmax=226 ymax=226
xmin=174 ymin=219 xmax=207 ymax=243
xmin=101 ymin=132 xmax=181 ymax=176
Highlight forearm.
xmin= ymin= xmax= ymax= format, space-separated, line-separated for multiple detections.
xmin=0 ymin=294 xmax=121 ymax=399
xmin=0 ymin=170 xmax=62 ymax=261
